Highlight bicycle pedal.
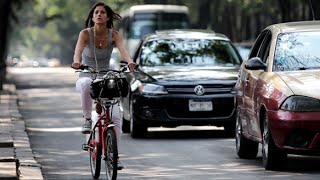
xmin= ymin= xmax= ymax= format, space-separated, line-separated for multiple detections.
xmin=82 ymin=143 xmax=89 ymax=151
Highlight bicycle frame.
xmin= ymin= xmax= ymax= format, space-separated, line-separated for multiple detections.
xmin=88 ymin=102 xmax=117 ymax=159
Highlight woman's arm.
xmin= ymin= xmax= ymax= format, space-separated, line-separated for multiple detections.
xmin=72 ymin=29 xmax=88 ymax=69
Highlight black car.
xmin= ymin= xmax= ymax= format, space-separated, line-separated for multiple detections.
xmin=121 ymin=29 xmax=242 ymax=138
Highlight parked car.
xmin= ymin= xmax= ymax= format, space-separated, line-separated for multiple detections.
xmin=235 ymin=21 xmax=320 ymax=170
xmin=234 ymin=42 xmax=253 ymax=60
xmin=121 ymin=29 xmax=242 ymax=138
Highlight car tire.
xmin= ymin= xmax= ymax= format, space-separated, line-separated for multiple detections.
xmin=129 ymin=100 xmax=148 ymax=138
xmin=122 ymin=118 xmax=130 ymax=133
xmin=236 ymin=107 xmax=259 ymax=159
xmin=262 ymin=113 xmax=287 ymax=170
xmin=130 ymin=118 xmax=148 ymax=138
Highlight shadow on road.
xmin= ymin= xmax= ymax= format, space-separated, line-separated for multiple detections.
xmin=234 ymin=153 xmax=320 ymax=173
xmin=283 ymin=155 xmax=320 ymax=172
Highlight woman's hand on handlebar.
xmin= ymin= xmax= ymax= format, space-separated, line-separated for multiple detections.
xmin=128 ymin=62 xmax=137 ymax=72
xmin=71 ymin=62 xmax=81 ymax=69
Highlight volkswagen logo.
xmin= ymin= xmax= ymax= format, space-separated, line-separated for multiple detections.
xmin=194 ymin=85 xmax=205 ymax=96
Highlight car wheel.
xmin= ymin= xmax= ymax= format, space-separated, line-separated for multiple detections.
xmin=262 ymin=113 xmax=287 ymax=170
xmin=235 ymin=107 xmax=259 ymax=159
xmin=122 ymin=117 xmax=130 ymax=133
xmin=129 ymin=100 xmax=147 ymax=138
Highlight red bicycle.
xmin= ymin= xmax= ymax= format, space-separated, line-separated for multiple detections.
xmin=78 ymin=65 xmax=130 ymax=180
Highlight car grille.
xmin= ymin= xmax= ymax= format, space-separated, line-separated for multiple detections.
xmin=165 ymin=84 xmax=234 ymax=95
xmin=162 ymin=84 xmax=235 ymax=118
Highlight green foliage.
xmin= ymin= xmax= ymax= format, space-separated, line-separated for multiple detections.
xmin=8 ymin=0 xmax=146 ymax=62
xmin=7 ymin=0 xmax=317 ymax=64
xmin=9 ymin=0 xmax=91 ymax=60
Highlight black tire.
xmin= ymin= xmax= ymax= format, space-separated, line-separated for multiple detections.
xmin=130 ymin=119 xmax=148 ymax=138
xmin=262 ymin=113 xmax=287 ymax=170
xmin=105 ymin=128 xmax=118 ymax=180
xmin=235 ymin=107 xmax=259 ymax=159
xmin=130 ymin=100 xmax=147 ymax=138
xmin=89 ymin=129 xmax=101 ymax=179
xmin=122 ymin=117 xmax=130 ymax=133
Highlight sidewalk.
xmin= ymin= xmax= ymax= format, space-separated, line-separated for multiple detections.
xmin=0 ymin=84 xmax=43 ymax=180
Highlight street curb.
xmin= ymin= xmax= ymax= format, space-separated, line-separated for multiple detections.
xmin=3 ymin=84 xmax=44 ymax=180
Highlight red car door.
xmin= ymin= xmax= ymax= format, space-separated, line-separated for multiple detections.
xmin=243 ymin=31 xmax=271 ymax=137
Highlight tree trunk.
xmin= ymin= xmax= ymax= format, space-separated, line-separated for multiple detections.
xmin=0 ymin=0 xmax=11 ymax=90
xmin=197 ymin=0 xmax=211 ymax=29
xmin=211 ymin=0 xmax=221 ymax=32
xmin=310 ymin=0 xmax=320 ymax=20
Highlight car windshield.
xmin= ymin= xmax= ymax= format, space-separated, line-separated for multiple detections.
xmin=139 ymin=38 xmax=241 ymax=67
xmin=274 ymin=31 xmax=320 ymax=71
xmin=131 ymin=12 xmax=190 ymax=39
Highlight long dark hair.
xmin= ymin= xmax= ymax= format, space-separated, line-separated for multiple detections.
xmin=84 ymin=2 xmax=121 ymax=29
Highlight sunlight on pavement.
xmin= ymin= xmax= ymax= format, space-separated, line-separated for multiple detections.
xmin=27 ymin=127 xmax=81 ymax=132
xmin=8 ymin=67 xmax=75 ymax=74
xmin=149 ymin=126 xmax=224 ymax=131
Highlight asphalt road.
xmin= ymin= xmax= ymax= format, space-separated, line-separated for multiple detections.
xmin=7 ymin=67 xmax=320 ymax=180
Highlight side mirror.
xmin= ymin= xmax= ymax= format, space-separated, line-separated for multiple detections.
xmin=245 ymin=57 xmax=267 ymax=70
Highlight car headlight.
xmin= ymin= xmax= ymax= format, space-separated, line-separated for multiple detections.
xmin=139 ymin=83 xmax=168 ymax=95
xmin=280 ymin=96 xmax=320 ymax=112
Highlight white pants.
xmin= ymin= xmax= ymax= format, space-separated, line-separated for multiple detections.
xmin=76 ymin=77 xmax=122 ymax=151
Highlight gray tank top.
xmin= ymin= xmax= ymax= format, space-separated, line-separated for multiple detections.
xmin=79 ymin=28 xmax=114 ymax=78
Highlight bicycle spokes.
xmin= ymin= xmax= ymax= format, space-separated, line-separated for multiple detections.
xmin=89 ymin=130 xmax=101 ymax=179
xmin=105 ymin=129 xmax=118 ymax=180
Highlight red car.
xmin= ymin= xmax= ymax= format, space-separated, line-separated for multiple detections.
xmin=235 ymin=21 xmax=320 ymax=170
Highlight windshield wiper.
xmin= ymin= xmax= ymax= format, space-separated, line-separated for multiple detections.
xmin=298 ymin=66 xmax=320 ymax=70
xmin=299 ymin=67 xmax=309 ymax=70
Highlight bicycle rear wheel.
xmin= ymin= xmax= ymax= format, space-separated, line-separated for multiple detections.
xmin=105 ymin=128 xmax=118 ymax=180
xmin=89 ymin=129 xmax=101 ymax=179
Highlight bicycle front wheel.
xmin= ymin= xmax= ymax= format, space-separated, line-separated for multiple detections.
xmin=105 ymin=128 xmax=118 ymax=180
xmin=89 ymin=129 xmax=101 ymax=179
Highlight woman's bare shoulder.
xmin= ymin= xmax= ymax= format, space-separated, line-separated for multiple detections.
xmin=77 ymin=28 xmax=91 ymax=45
xmin=112 ymin=29 xmax=122 ymax=40
xmin=80 ymin=28 xmax=90 ymax=36
xmin=112 ymin=29 xmax=120 ymax=35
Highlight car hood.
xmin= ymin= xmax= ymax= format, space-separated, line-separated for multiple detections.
xmin=277 ymin=70 xmax=320 ymax=98
xmin=138 ymin=66 xmax=239 ymax=83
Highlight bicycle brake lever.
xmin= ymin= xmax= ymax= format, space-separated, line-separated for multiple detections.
xmin=80 ymin=65 xmax=89 ymax=70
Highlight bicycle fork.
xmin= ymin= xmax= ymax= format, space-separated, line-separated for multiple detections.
xmin=102 ymin=124 xmax=117 ymax=159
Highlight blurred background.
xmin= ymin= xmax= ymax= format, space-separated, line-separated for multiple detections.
xmin=1 ymin=0 xmax=320 ymax=89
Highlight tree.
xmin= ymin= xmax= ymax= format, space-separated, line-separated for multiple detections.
xmin=0 ymin=0 xmax=29 ymax=90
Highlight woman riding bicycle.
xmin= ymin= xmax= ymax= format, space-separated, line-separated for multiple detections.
xmin=71 ymin=2 xmax=136 ymax=169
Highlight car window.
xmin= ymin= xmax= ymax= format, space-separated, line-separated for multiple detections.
xmin=257 ymin=32 xmax=271 ymax=63
xmin=262 ymin=42 xmax=271 ymax=63
xmin=139 ymin=38 xmax=241 ymax=67
xmin=273 ymin=31 xmax=320 ymax=71
xmin=131 ymin=12 xmax=190 ymax=39
xmin=249 ymin=31 xmax=268 ymax=58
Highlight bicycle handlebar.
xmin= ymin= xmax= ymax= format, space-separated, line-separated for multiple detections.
xmin=76 ymin=64 xmax=139 ymax=74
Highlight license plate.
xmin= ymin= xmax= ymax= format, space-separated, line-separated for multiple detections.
xmin=188 ymin=100 xmax=213 ymax=111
